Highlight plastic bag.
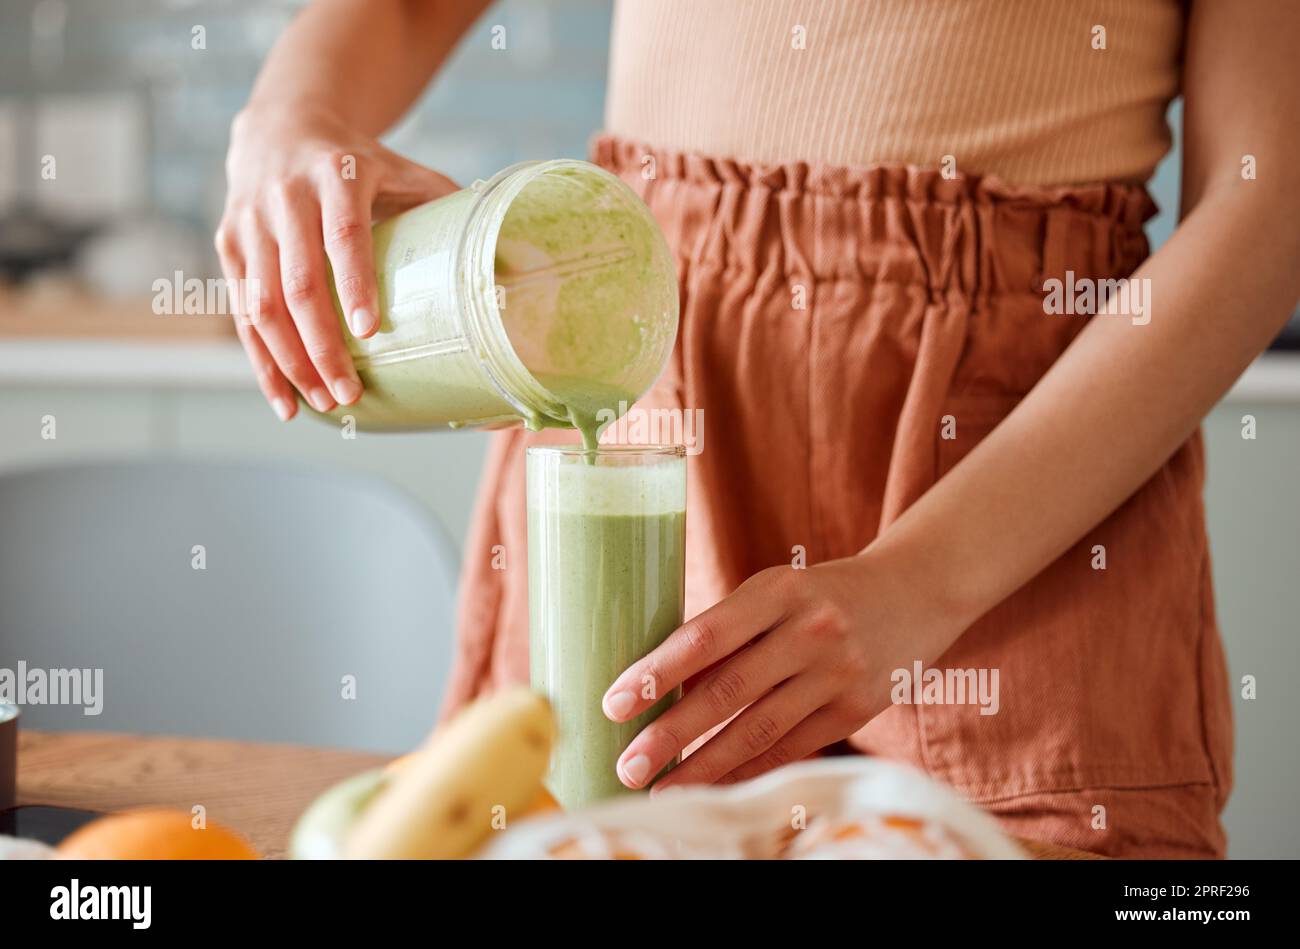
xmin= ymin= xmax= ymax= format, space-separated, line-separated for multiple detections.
xmin=479 ymin=757 xmax=1025 ymax=860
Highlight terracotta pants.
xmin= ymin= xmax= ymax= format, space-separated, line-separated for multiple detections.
xmin=443 ymin=136 xmax=1234 ymax=858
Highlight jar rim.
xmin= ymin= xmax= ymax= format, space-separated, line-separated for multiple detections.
xmin=460 ymin=158 xmax=643 ymax=427
xmin=457 ymin=160 xmax=568 ymax=425
xmin=525 ymin=444 xmax=686 ymax=458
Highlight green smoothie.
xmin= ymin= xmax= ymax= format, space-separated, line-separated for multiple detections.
xmin=527 ymin=449 xmax=686 ymax=809
xmin=530 ymin=373 xmax=630 ymax=451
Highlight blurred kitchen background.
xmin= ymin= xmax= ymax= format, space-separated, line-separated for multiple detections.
xmin=0 ymin=0 xmax=611 ymax=546
xmin=0 ymin=0 xmax=1297 ymax=857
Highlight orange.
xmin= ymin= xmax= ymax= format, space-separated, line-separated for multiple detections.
xmin=523 ymin=786 xmax=561 ymax=816
xmin=384 ymin=752 xmax=417 ymax=775
xmin=57 ymin=809 xmax=259 ymax=860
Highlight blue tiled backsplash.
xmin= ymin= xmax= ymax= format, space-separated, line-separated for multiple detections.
xmin=0 ymin=0 xmax=612 ymax=266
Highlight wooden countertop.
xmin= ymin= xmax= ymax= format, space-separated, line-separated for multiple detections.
xmin=0 ymin=283 xmax=235 ymax=340
xmin=14 ymin=730 xmax=1101 ymax=860
xmin=16 ymin=730 xmax=387 ymax=859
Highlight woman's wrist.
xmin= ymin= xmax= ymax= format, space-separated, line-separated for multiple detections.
xmin=856 ymin=524 xmax=980 ymax=661
xmin=233 ymin=96 xmax=341 ymax=138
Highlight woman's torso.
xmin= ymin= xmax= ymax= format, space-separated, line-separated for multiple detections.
xmin=605 ymin=0 xmax=1185 ymax=186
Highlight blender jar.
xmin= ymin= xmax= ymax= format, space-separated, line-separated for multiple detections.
xmin=322 ymin=159 xmax=678 ymax=431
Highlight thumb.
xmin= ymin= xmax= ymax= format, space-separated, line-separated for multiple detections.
xmin=373 ymin=152 xmax=460 ymax=220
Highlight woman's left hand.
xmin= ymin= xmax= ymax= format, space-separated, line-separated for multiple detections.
xmin=602 ymin=550 xmax=964 ymax=792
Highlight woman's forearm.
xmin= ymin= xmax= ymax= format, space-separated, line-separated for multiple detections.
xmin=871 ymin=176 xmax=1300 ymax=634
xmin=868 ymin=0 xmax=1300 ymax=636
xmin=246 ymin=0 xmax=490 ymax=134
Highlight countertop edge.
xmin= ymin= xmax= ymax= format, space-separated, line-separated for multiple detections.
xmin=2 ymin=338 xmax=1299 ymax=403
xmin=0 ymin=338 xmax=253 ymax=389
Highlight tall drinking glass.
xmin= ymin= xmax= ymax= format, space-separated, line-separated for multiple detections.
xmin=527 ymin=445 xmax=686 ymax=808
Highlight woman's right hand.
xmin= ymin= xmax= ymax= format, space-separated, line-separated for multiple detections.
xmin=215 ymin=104 xmax=459 ymax=420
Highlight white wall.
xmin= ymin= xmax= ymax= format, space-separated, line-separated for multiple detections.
xmin=1202 ymin=401 xmax=1300 ymax=859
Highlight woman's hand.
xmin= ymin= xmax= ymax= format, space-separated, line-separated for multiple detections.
xmin=603 ymin=551 xmax=964 ymax=791
xmin=215 ymin=104 xmax=458 ymax=420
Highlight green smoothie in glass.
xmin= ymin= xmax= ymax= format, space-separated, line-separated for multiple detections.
xmin=527 ymin=445 xmax=686 ymax=809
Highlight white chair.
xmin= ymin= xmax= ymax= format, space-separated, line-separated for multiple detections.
xmin=0 ymin=459 xmax=459 ymax=753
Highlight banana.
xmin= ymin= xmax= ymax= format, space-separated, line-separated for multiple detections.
xmin=344 ymin=687 xmax=556 ymax=859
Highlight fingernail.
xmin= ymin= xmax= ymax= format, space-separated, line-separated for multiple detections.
xmin=603 ymin=690 xmax=637 ymax=722
xmin=309 ymin=388 xmax=335 ymax=413
xmin=348 ymin=308 xmax=375 ymax=337
xmin=272 ymin=398 xmax=294 ymax=422
xmin=333 ymin=376 xmax=363 ymax=405
xmin=620 ymin=754 xmax=652 ymax=788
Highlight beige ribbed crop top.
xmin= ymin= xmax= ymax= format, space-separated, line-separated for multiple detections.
xmin=603 ymin=0 xmax=1185 ymax=186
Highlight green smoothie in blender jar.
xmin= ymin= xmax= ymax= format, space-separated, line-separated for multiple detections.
xmin=321 ymin=160 xmax=678 ymax=445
